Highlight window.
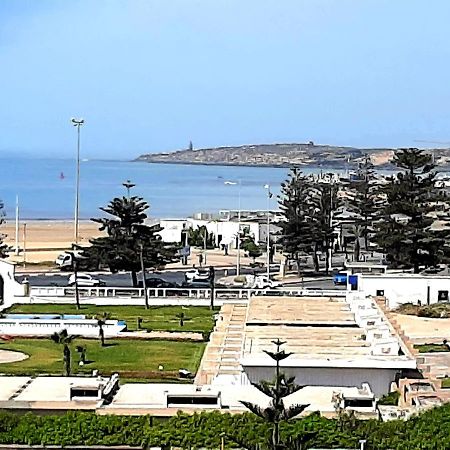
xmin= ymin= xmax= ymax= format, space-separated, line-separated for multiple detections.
xmin=438 ymin=290 xmax=449 ymax=302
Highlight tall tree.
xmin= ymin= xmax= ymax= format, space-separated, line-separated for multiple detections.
xmin=375 ymin=148 xmax=444 ymax=272
xmin=50 ymin=329 xmax=75 ymax=376
xmin=347 ymin=155 xmax=380 ymax=250
xmin=278 ymin=169 xmax=315 ymax=275
xmin=84 ymin=194 xmax=177 ymax=286
xmin=309 ymin=182 xmax=339 ymax=274
xmin=239 ymin=339 xmax=311 ymax=450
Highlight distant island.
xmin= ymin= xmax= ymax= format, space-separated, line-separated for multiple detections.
xmin=136 ymin=142 xmax=450 ymax=169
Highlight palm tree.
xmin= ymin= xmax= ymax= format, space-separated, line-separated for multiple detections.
xmin=50 ymin=329 xmax=75 ymax=376
xmin=175 ymin=311 xmax=187 ymax=327
xmin=96 ymin=312 xmax=111 ymax=346
xmin=240 ymin=339 xmax=311 ymax=450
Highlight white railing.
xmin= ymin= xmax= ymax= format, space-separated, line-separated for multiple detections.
xmin=29 ymin=286 xmax=346 ymax=301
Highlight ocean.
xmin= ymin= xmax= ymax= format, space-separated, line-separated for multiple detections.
xmin=0 ymin=157 xmax=345 ymax=220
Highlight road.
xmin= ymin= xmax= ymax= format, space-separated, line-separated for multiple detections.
xmin=17 ymin=269 xmax=344 ymax=290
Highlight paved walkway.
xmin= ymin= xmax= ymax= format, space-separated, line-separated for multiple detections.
xmin=0 ymin=350 xmax=28 ymax=364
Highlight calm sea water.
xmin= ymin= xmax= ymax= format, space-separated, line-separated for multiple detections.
xmin=0 ymin=157 xmax=345 ymax=220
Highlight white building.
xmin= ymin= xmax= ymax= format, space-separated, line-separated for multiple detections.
xmin=238 ymin=295 xmax=415 ymax=397
xmin=147 ymin=217 xmax=260 ymax=249
xmin=347 ymin=272 xmax=450 ymax=310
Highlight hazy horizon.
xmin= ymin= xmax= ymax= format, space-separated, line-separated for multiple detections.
xmin=2 ymin=0 xmax=450 ymax=159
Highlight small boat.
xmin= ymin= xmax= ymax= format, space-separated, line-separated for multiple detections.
xmin=60 ymin=172 xmax=65 ymax=180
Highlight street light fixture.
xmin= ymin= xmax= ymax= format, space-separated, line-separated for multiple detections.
xmin=264 ymin=184 xmax=272 ymax=279
xmin=71 ymin=118 xmax=84 ymax=244
xmin=123 ymin=179 xmax=136 ymax=198
xmin=224 ymin=180 xmax=241 ymax=276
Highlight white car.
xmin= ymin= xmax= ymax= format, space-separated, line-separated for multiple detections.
xmin=68 ymin=273 xmax=105 ymax=287
xmin=251 ymin=276 xmax=280 ymax=289
xmin=185 ymin=268 xmax=211 ymax=283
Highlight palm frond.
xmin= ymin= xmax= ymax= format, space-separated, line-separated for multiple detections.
xmin=239 ymin=401 xmax=267 ymax=419
xmin=281 ymin=403 xmax=309 ymax=420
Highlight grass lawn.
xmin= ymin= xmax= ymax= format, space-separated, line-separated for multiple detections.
xmin=5 ymin=304 xmax=216 ymax=333
xmin=0 ymin=338 xmax=205 ymax=379
xmin=414 ymin=343 xmax=450 ymax=353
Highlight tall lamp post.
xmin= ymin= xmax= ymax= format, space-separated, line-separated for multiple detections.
xmin=71 ymin=118 xmax=84 ymax=244
xmin=224 ymin=180 xmax=241 ymax=276
xmin=264 ymin=184 xmax=272 ymax=279
xmin=123 ymin=179 xmax=135 ymax=198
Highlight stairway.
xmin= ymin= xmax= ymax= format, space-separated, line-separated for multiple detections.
xmin=194 ymin=303 xmax=247 ymax=385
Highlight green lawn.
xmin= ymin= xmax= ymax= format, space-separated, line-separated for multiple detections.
xmin=414 ymin=343 xmax=450 ymax=353
xmin=5 ymin=304 xmax=216 ymax=333
xmin=441 ymin=378 xmax=450 ymax=389
xmin=0 ymin=338 xmax=205 ymax=379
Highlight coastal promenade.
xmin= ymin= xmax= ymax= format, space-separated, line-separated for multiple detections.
xmin=3 ymin=220 xmax=270 ymax=270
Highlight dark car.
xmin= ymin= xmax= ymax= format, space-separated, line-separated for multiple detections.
xmin=137 ymin=277 xmax=179 ymax=288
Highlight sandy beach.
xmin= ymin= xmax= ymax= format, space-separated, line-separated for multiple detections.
xmin=2 ymin=220 xmax=104 ymax=265
xmin=1 ymin=220 xmax=261 ymax=270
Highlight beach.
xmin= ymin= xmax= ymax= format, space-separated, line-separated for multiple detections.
xmin=2 ymin=220 xmax=104 ymax=265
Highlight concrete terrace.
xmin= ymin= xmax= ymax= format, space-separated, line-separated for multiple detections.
xmin=245 ymin=296 xmax=355 ymax=326
xmin=241 ymin=295 xmax=416 ymax=369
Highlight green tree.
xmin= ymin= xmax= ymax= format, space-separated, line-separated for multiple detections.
xmin=375 ymin=148 xmax=444 ymax=272
xmin=240 ymin=339 xmax=310 ymax=450
xmin=278 ymin=169 xmax=315 ymax=275
xmin=348 ymin=155 xmax=380 ymax=250
xmin=187 ymin=225 xmax=215 ymax=249
xmin=84 ymin=194 xmax=177 ymax=286
xmin=50 ymin=329 xmax=75 ymax=376
xmin=309 ymin=182 xmax=339 ymax=274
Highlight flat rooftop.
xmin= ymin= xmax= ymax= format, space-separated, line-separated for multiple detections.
xmin=105 ymin=383 xmax=375 ymax=417
xmin=0 ymin=376 xmax=107 ymax=410
xmin=246 ymin=296 xmax=355 ymax=326
xmin=242 ymin=296 xmax=415 ymax=368
xmin=0 ymin=376 xmax=30 ymax=401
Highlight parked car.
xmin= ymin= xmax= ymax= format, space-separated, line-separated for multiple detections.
xmin=137 ymin=278 xmax=180 ymax=289
xmin=68 ymin=273 xmax=105 ymax=287
xmin=185 ymin=268 xmax=212 ymax=283
xmin=250 ymin=276 xmax=280 ymax=289
xmin=333 ymin=273 xmax=347 ymax=286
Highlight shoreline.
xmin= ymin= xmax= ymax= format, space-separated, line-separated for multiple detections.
xmin=134 ymin=159 xmax=396 ymax=170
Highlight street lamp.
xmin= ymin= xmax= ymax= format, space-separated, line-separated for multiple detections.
xmin=264 ymin=184 xmax=272 ymax=279
xmin=224 ymin=180 xmax=241 ymax=276
xmin=123 ymin=179 xmax=135 ymax=198
xmin=71 ymin=118 xmax=84 ymax=244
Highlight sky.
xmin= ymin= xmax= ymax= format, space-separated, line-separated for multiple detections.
xmin=1 ymin=0 xmax=450 ymax=159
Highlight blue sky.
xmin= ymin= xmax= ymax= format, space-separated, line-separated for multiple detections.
xmin=1 ymin=0 xmax=450 ymax=159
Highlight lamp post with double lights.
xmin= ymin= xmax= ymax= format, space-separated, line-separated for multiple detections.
xmin=71 ymin=118 xmax=84 ymax=244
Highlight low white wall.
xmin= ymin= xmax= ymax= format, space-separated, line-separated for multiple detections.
xmin=354 ymin=274 xmax=450 ymax=309
xmin=0 ymin=318 xmax=126 ymax=337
